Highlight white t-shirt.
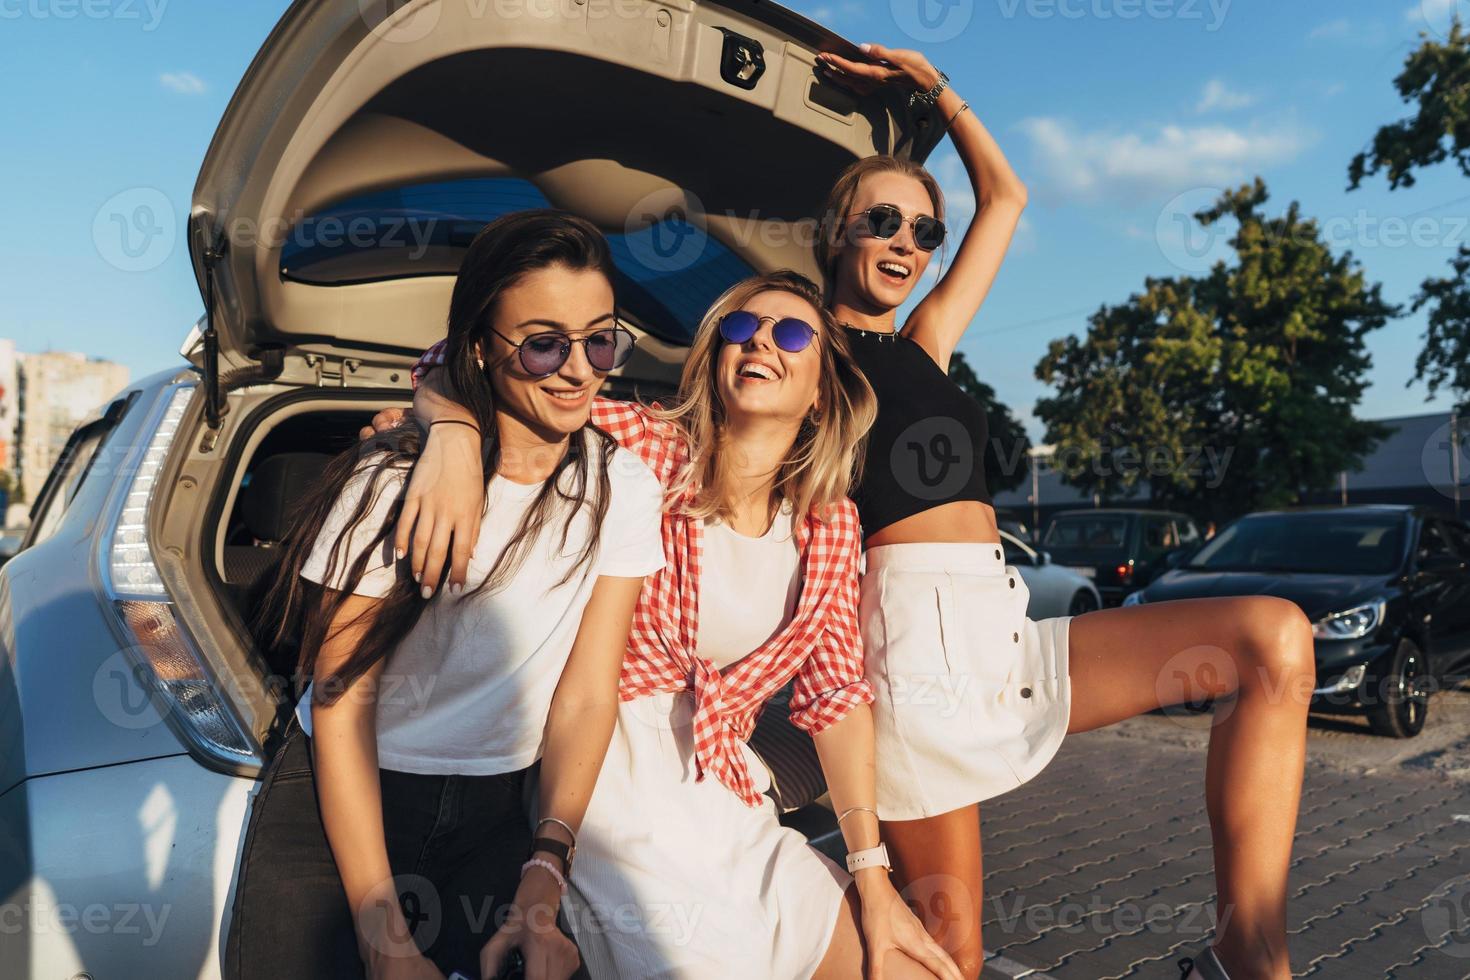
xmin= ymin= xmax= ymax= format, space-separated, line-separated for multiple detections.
xmin=296 ymin=433 xmax=665 ymax=775
xmin=694 ymin=501 xmax=802 ymax=669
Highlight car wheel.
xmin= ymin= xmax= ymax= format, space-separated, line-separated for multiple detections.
xmin=1365 ymin=638 xmax=1430 ymax=738
xmin=1068 ymin=589 xmax=1100 ymax=616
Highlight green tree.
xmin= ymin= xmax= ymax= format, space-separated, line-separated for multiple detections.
xmin=947 ymin=350 xmax=1030 ymax=494
xmin=1036 ymin=180 xmax=1397 ymax=522
xmin=1350 ymin=19 xmax=1470 ymax=408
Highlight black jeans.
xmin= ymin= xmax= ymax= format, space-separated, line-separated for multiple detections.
xmin=224 ymin=719 xmax=579 ymax=979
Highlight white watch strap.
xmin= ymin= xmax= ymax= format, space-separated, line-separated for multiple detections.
xmin=845 ymin=843 xmax=891 ymax=874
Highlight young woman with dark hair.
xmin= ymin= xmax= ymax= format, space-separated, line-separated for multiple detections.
xmin=224 ymin=210 xmax=666 ymax=980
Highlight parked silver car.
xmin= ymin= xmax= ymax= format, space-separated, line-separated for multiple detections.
xmin=1002 ymin=530 xmax=1102 ymax=618
xmin=0 ymin=1 xmax=946 ymax=976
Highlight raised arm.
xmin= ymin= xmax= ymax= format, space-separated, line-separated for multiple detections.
xmin=310 ymin=593 xmax=445 ymax=979
xmin=818 ymin=43 xmax=1028 ymax=372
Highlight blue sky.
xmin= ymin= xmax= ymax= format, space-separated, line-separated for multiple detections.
xmin=2 ymin=0 xmax=1467 ymax=439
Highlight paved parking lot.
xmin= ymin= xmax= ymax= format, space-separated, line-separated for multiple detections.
xmin=974 ymin=688 xmax=1470 ymax=979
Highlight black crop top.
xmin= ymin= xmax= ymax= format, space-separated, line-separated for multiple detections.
xmin=844 ymin=327 xmax=992 ymax=535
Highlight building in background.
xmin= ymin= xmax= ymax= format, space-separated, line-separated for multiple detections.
xmin=0 ymin=340 xmax=17 ymax=474
xmin=14 ymin=350 xmax=130 ymax=499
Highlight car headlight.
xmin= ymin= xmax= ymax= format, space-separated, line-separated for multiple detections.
xmin=1311 ymin=600 xmax=1386 ymax=641
xmin=1121 ymin=590 xmax=1145 ymax=606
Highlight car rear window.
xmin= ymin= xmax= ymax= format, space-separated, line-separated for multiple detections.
xmin=279 ymin=177 xmax=754 ymax=346
xmin=1188 ymin=512 xmax=1408 ymax=575
xmin=1044 ymin=515 xmax=1131 ymax=550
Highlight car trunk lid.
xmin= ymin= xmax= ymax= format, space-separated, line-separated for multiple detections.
xmin=186 ymin=0 xmax=945 ymax=414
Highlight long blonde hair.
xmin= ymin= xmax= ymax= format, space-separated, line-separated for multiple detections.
xmin=814 ymin=155 xmax=947 ymax=301
xmin=653 ymin=270 xmax=876 ymax=525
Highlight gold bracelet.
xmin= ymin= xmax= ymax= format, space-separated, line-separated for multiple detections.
xmin=945 ymin=100 xmax=970 ymax=131
xmin=837 ymin=805 xmax=878 ymax=825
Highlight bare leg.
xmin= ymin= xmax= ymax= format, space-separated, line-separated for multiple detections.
xmin=884 ymin=806 xmax=985 ymax=979
xmin=1065 ymin=596 xmax=1314 ymax=980
xmin=815 ymin=884 xmax=935 ymax=980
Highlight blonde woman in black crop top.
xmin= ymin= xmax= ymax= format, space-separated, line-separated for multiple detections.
xmin=815 ymin=42 xmax=1311 ymax=980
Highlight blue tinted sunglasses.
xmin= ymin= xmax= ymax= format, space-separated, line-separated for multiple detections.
xmin=717 ymin=311 xmax=816 ymax=353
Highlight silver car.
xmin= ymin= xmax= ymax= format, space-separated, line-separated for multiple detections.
xmin=1002 ymin=530 xmax=1102 ymax=618
xmin=0 ymin=1 xmax=944 ymax=976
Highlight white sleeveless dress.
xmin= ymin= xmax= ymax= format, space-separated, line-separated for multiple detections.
xmin=559 ymin=506 xmax=852 ymax=979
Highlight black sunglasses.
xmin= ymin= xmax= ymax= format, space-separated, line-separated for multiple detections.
xmin=489 ymin=323 xmax=636 ymax=377
xmin=846 ymin=203 xmax=946 ymax=252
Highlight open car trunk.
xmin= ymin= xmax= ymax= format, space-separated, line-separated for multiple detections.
xmin=155 ymin=0 xmax=941 ymax=768
xmin=187 ymin=0 xmax=944 ymax=392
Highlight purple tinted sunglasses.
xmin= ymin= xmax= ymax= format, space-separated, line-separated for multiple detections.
xmin=718 ymin=311 xmax=816 ymax=353
xmin=489 ymin=324 xmax=636 ymax=377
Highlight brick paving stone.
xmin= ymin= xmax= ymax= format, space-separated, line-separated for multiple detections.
xmin=971 ymin=727 xmax=1470 ymax=979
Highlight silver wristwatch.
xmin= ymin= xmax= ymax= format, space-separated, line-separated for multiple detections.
xmin=909 ymin=69 xmax=949 ymax=108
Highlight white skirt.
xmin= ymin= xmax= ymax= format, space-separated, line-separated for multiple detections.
xmin=562 ymin=691 xmax=850 ymax=979
xmin=861 ymin=542 xmax=1073 ymax=821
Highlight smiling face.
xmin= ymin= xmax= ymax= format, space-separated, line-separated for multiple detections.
xmin=715 ymin=289 xmax=825 ymax=428
xmin=480 ymin=264 xmax=616 ymax=439
xmin=832 ymin=170 xmax=940 ymax=310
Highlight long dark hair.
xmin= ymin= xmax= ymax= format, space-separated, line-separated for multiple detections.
xmin=257 ymin=210 xmax=620 ymax=707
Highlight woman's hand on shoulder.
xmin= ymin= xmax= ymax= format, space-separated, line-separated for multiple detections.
xmin=855 ymin=870 xmax=963 ymax=980
xmin=815 ymin=42 xmax=940 ymax=96
xmin=360 ymin=407 xmax=410 ymax=441
xmin=394 ymin=422 xmax=485 ymax=598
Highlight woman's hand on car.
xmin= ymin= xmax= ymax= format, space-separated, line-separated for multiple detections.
xmin=362 ymin=406 xmax=485 ymax=596
xmin=855 ymin=870 xmax=963 ymax=980
xmin=814 ymin=42 xmax=940 ymax=96
xmin=480 ymin=868 xmax=581 ymax=980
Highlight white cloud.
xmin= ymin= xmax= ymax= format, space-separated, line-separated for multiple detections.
xmin=1308 ymin=18 xmax=1352 ymax=39
xmin=1196 ymin=79 xmax=1255 ymax=113
xmin=159 ymin=71 xmax=206 ymax=96
xmin=1016 ymin=117 xmax=1311 ymax=203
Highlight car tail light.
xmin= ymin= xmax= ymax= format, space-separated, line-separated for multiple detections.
xmin=1116 ymin=563 xmax=1134 ymax=584
xmin=99 ymin=383 xmax=260 ymax=768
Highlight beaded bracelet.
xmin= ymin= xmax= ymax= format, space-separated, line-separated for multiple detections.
xmin=521 ymin=857 xmax=569 ymax=896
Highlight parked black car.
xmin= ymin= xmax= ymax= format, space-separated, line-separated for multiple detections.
xmin=1125 ymin=505 xmax=1470 ymax=737
xmin=1040 ymin=508 xmax=1203 ymax=605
